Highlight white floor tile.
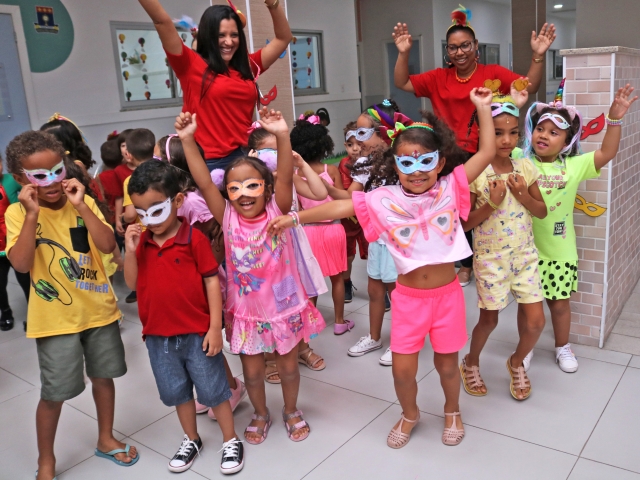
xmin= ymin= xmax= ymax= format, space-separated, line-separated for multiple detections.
xmin=568 ymin=459 xmax=640 ymax=480
xmin=0 ymin=334 xmax=41 ymax=386
xmin=628 ymin=355 xmax=640 ymax=369
xmin=0 ymin=366 xmax=36 ymax=404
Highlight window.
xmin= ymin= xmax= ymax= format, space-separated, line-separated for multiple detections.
xmin=110 ymin=22 xmax=186 ymax=110
xmin=551 ymin=50 xmax=564 ymax=79
xmin=441 ymin=42 xmax=500 ymax=67
xmin=291 ymin=31 xmax=326 ymax=96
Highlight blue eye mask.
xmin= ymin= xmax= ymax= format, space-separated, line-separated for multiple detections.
xmin=394 ymin=151 xmax=440 ymax=175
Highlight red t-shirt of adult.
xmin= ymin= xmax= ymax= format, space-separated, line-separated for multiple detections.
xmin=166 ymin=43 xmax=266 ymax=159
xmin=98 ymin=169 xmax=124 ymax=219
xmin=136 ymin=219 xmax=219 ymax=337
xmin=410 ymin=64 xmax=521 ymax=153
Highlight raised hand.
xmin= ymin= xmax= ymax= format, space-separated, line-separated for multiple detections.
xmin=175 ymin=112 xmax=197 ymax=140
xmin=470 ymin=87 xmax=493 ymax=107
xmin=531 ymin=23 xmax=556 ymax=56
xmin=258 ymin=107 xmax=288 ymax=135
xmin=292 ymin=151 xmax=306 ymax=169
xmin=608 ymin=84 xmax=638 ymax=120
xmin=510 ymin=78 xmax=530 ymax=109
xmin=18 ymin=184 xmax=40 ymax=216
xmin=61 ymin=178 xmax=85 ymax=207
xmin=393 ymin=23 xmax=413 ymax=54
xmin=124 ymin=224 xmax=142 ymax=252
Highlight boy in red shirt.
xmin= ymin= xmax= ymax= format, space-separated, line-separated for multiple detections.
xmin=99 ymin=139 xmax=125 ymax=248
xmin=338 ymin=122 xmax=368 ymax=302
xmin=124 ymin=160 xmax=243 ymax=475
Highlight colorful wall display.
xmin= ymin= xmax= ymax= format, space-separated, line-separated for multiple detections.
xmin=290 ymin=31 xmax=325 ymax=94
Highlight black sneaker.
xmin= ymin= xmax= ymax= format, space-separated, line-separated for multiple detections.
xmin=219 ymin=437 xmax=244 ymax=475
xmin=0 ymin=308 xmax=14 ymax=331
xmin=344 ymin=280 xmax=355 ymax=303
xmin=125 ymin=291 xmax=137 ymax=304
xmin=168 ymin=435 xmax=202 ymax=473
xmin=384 ymin=291 xmax=391 ymax=312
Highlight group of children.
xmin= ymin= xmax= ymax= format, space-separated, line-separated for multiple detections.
xmin=1 ymin=64 xmax=636 ymax=480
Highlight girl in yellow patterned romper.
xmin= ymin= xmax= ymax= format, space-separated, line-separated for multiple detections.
xmin=460 ymin=82 xmax=548 ymax=401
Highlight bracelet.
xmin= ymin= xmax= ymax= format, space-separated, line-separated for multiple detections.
xmin=287 ymin=211 xmax=299 ymax=227
xmin=265 ymin=0 xmax=279 ymax=9
xmin=532 ymin=56 xmax=544 ymax=63
xmin=606 ymin=114 xmax=623 ymax=126
xmin=485 ymin=197 xmax=499 ymax=210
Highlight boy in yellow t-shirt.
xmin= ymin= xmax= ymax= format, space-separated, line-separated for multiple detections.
xmin=5 ymin=131 xmax=139 ymax=479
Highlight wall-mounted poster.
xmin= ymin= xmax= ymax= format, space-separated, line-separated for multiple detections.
xmin=291 ymin=31 xmax=326 ymax=96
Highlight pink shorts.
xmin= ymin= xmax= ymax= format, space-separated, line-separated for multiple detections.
xmin=390 ymin=279 xmax=468 ymax=354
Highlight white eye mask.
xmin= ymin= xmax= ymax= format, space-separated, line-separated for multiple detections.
xmin=135 ymin=197 xmax=173 ymax=226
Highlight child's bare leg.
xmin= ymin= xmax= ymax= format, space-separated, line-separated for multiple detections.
xmin=208 ymin=400 xmax=238 ymax=442
xmin=391 ymin=352 xmax=420 ymax=434
xmin=175 ymin=400 xmax=199 ymax=440
xmin=434 ymin=352 xmax=463 ymax=429
xmin=368 ymin=278 xmax=385 ymax=341
xmin=509 ymin=302 xmax=545 ymax=399
xmin=222 ymin=355 xmax=237 ymax=390
xmin=240 ymin=354 xmax=268 ymax=442
xmin=330 ymin=274 xmax=346 ymax=324
xmin=276 ymin=347 xmax=308 ymax=439
xmin=546 ymin=298 xmax=571 ymax=347
xmin=343 ymin=255 xmax=355 ymax=281
xmin=35 ymin=399 xmax=62 ymax=480
xmin=465 ymin=309 xmax=499 ymax=394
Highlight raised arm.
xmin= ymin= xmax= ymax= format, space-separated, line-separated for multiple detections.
xmin=260 ymin=1 xmax=292 ymax=69
xmin=463 ymin=87 xmax=496 ymax=183
xmin=525 ymin=23 xmax=556 ymax=94
xmin=268 ymin=199 xmax=355 ymax=236
xmin=137 ymin=0 xmax=183 ymax=55
xmin=292 ymin=152 xmax=328 ymax=201
xmin=594 ymin=84 xmax=637 ymax=170
xmin=392 ymin=23 xmax=415 ymax=93
xmin=175 ymin=113 xmax=227 ymax=222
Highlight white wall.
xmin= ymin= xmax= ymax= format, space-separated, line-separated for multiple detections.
xmin=547 ymin=12 xmax=576 ymax=102
xmin=287 ymin=0 xmax=361 ymax=150
xmin=17 ymin=0 xmax=210 ymax=163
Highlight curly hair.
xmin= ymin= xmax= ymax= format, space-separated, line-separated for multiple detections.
xmin=40 ymin=118 xmax=95 ymax=170
xmin=223 ymin=156 xmax=274 ymax=202
xmin=289 ymin=119 xmax=334 ymax=162
xmin=5 ymin=130 xmax=66 ymax=175
xmin=128 ymin=159 xmax=182 ymax=199
xmin=362 ymin=111 xmax=467 ymax=190
xmin=247 ymin=128 xmax=274 ymax=150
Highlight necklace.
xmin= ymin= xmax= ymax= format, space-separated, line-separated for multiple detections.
xmin=455 ymin=62 xmax=478 ymax=83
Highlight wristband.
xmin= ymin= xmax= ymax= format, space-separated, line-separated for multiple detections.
xmin=532 ymin=56 xmax=543 ymax=63
xmin=265 ymin=0 xmax=279 ymax=8
xmin=287 ymin=211 xmax=299 ymax=227
xmin=485 ymin=197 xmax=499 ymax=210
xmin=606 ymin=114 xmax=623 ymax=126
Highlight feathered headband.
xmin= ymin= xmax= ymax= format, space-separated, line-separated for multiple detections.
xmin=226 ymin=0 xmax=247 ymax=28
xmin=448 ymin=4 xmax=475 ymax=33
xmin=387 ymin=121 xmax=435 ymax=144
xmin=47 ymin=113 xmax=88 ymax=144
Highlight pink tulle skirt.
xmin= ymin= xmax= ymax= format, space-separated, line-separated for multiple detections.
xmin=303 ymin=222 xmax=347 ymax=277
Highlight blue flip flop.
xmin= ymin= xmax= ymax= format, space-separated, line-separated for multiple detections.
xmin=94 ymin=444 xmax=140 ymax=467
xmin=35 ymin=470 xmax=57 ymax=480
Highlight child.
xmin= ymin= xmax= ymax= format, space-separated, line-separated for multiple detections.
xmin=338 ymin=122 xmax=367 ymax=303
xmin=327 ymin=100 xmax=401 ymax=365
xmin=122 ymin=128 xmax=155 ymax=304
xmin=99 ymin=139 xmax=126 ymax=252
xmin=268 ymin=87 xmax=495 ymax=448
xmin=0 ymin=155 xmax=30 ymax=331
xmin=114 ymin=129 xmax=134 ymax=236
xmin=522 ymin=81 xmax=637 ymax=373
xmin=5 ymin=131 xmax=138 ymax=480
xmin=124 ymin=161 xmax=243 ymax=474
xmin=460 ymin=83 xmax=548 ymax=400
xmin=290 ymin=115 xmax=349 ymax=335
xmin=177 ymin=107 xmax=325 ymax=444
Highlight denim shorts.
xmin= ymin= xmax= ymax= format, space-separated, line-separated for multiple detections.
xmin=145 ymin=334 xmax=231 ymax=408
xmin=367 ymin=242 xmax=398 ymax=284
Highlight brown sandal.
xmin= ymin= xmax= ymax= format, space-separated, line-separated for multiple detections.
xmin=506 ymin=356 xmax=531 ymax=401
xmin=298 ymin=347 xmax=326 ymax=371
xmin=460 ymin=356 xmax=487 ymax=396
xmin=265 ymin=360 xmax=281 ymax=384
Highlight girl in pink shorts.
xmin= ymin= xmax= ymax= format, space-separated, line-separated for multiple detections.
xmin=268 ymin=87 xmax=496 ymax=449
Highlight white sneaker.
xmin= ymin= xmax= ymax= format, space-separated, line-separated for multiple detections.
xmin=347 ymin=334 xmax=383 ymax=357
xmin=523 ymin=350 xmax=533 ymax=372
xmin=222 ymin=328 xmax=235 ymax=355
xmin=555 ymin=343 xmax=579 ymax=373
xmin=379 ymin=347 xmax=392 ymax=366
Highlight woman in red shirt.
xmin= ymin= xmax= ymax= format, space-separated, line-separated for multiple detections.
xmin=392 ymin=6 xmax=556 ymax=285
xmin=138 ymin=0 xmax=291 ymax=172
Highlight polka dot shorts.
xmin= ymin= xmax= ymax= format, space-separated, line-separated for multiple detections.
xmin=538 ymin=260 xmax=578 ymax=300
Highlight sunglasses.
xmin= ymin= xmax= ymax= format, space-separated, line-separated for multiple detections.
xmin=23 ymin=161 xmax=66 ymax=187
xmin=394 ymin=151 xmax=440 ymax=175
xmin=226 ymin=178 xmax=265 ymax=201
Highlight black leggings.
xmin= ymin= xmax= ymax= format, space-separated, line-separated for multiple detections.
xmin=0 ymin=255 xmax=30 ymax=312
xmin=460 ymin=230 xmax=474 ymax=268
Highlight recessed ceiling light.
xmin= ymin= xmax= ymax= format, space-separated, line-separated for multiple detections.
xmin=554 ymin=4 xmax=563 ymax=8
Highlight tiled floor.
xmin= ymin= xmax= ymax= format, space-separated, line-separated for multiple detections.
xmin=604 ymin=280 xmax=640 ymax=355
xmin=2 ymin=257 xmax=640 ymax=479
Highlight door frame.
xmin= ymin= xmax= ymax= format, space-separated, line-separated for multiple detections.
xmin=383 ymin=34 xmax=426 ymax=112
xmin=0 ymin=5 xmax=38 ymax=129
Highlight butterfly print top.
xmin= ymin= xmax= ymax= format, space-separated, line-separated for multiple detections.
xmin=352 ymin=165 xmax=472 ymax=275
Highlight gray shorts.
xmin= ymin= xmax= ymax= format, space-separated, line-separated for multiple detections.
xmin=36 ymin=321 xmax=126 ymax=402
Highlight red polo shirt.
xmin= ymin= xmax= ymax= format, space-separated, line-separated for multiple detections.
xmin=114 ymin=163 xmax=134 ymax=188
xmin=135 ymin=218 xmax=219 ymax=337
xmin=410 ymin=64 xmax=521 ymax=153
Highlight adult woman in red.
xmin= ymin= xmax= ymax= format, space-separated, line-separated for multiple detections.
xmin=393 ymin=5 xmax=556 ymax=285
xmin=138 ymin=0 xmax=291 ymax=172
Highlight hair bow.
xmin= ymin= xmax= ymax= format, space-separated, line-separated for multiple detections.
xmin=299 ymin=114 xmax=321 ymax=125
xmin=386 ymin=121 xmax=435 ymax=144
xmin=377 ymin=112 xmax=414 ymax=144
xmin=247 ymin=121 xmax=262 ymax=134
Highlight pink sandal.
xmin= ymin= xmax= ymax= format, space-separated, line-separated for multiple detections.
xmin=442 ymin=412 xmax=465 ymax=446
xmin=244 ymin=410 xmax=271 ymax=445
xmin=460 ymin=356 xmax=487 ymax=396
xmin=386 ymin=412 xmax=420 ymax=449
xmin=282 ymin=407 xmax=310 ymax=442
xmin=333 ymin=319 xmax=355 ymax=335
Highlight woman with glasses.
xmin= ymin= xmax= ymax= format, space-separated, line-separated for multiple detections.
xmin=392 ymin=5 xmax=555 ymax=286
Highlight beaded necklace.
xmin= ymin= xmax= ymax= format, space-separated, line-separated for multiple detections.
xmin=455 ymin=62 xmax=478 ymax=83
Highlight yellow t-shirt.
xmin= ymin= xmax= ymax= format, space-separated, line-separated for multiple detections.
xmin=5 ymin=196 xmax=120 ymax=338
xmin=123 ymin=176 xmax=144 ymax=228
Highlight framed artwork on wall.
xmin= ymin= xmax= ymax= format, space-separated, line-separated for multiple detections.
xmin=290 ymin=30 xmax=326 ymax=96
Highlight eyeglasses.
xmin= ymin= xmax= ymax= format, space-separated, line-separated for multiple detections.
xmin=445 ymin=41 xmax=474 ymax=55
